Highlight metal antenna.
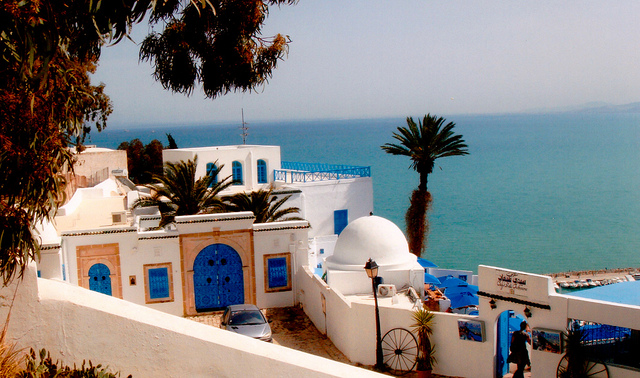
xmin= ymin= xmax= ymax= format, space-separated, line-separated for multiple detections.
xmin=240 ymin=108 xmax=249 ymax=144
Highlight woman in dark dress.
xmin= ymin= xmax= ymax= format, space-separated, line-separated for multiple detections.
xmin=509 ymin=321 xmax=531 ymax=378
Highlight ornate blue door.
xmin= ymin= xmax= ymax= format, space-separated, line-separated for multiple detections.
xmin=193 ymin=244 xmax=244 ymax=312
xmin=88 ymin=263 xmax=112 ymax=296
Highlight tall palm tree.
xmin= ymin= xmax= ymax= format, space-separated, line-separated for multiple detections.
xmin=133 ymin=156 xmax=232 ymax=226
xmin=223 ymin=187 xmax=303 ymax=223
xmin=381 ymin=114 xmax=468 ymax=257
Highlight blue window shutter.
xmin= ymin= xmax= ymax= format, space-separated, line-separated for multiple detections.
xmin=232 ymin=161 xmax=243 ymax=185
xmin=206 ymin=163 xmax=218 ymax=186
xmin=267 ymin=257 xmax=288 ymax=288
xmin=148 ymin=267 xmax=170 ymax=299
xmin=257 ymin=160 xmax=267 ymax=184
xmin=334 ymin=209 xmax=348 ymax=235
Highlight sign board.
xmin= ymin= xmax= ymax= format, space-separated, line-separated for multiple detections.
xmin=495 ymin=269 xmax=529 ymax=298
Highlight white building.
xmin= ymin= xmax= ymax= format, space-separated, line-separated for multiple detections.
xmin=162 ymin=145 xmax=374 ymax=239
xmin=38 ymin=144 xmax=373 ymax=317
xmin=24 ymin=144 xmax=640 ymax=377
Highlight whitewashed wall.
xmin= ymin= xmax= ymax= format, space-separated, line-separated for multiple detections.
xmin=1 ymin=266 xmax=383 ymax=378
xmin=253 ymin=221 xmax=309 ymax=309
xmin=290 ymin=178 xmax=373 ymax=238
xmin=163 ymin=145 xmax=281 ymax=193
xmin=298 ymin=267 xmax=488 ymax=375
xmin=477 ymin=265 xmax=640 ymax=378
xmin=301 ymin=265 xmax=640 ymax=378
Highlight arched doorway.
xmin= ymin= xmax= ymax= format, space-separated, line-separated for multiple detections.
xmin=88 ymin=263 xmax=112 ymax=296
xmin=496 ymin=310 xmax=527 ymax=377
xmin=193 ymin=244 xmax=244 ymax=312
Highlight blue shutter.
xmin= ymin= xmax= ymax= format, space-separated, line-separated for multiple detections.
xmin=232 ymin=161 xmax=243 ymax=185
xmin=334 ymin=209 xmax=348 ymax=235
xmin=257 ymin=160 xmax=267 ymax=184
xmin=206 ymin=162 xmax=218 ymax=186
xmin=268 ymin=257 xmax=288 ymax=288
xmin=148 ymin=267 xmax=170 ymax=299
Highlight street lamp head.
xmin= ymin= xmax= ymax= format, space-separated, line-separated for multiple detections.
xmin=364 ymin=258 xmax=379 ymax=279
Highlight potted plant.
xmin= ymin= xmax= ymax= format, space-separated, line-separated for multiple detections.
xmin=412 ymin=307 xmax=437 ymax=378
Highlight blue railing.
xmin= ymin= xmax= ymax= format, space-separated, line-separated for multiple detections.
xmin=571 ymin=320 xmax=638 ymax=369
xmin=274 ymin=161 xmax=371 ymax=183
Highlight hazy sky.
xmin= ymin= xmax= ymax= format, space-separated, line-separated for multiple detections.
xmin=92 ymin=1 xmax=640 ymax=127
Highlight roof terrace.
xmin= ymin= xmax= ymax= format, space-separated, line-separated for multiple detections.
xmin=274 ymin=161 xmax=371 ymax=183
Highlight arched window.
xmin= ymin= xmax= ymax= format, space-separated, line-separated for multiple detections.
xmin=232 ymin=161 xmax=243 ymax=185
xmin=257 ymin=159 xmax=267 ymax=184
xmin=206 ymin=162 xmax=218 ymax=187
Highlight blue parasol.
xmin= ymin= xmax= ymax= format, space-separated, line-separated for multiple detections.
xmin=424 ymin=273 xmax=442 ymax=285
xmin=445 ymin=284 xmax=479 ymax=295
xmin=437 ymin=276 xmax=469 ymax=289
xmin=417 ymin=258 xmax=438 ymax=268
xmin=449 ymin=291 xmax=479 ymax=309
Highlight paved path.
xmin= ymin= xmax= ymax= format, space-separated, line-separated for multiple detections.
xmin=188 ymin=306 xmax=535 ymax=377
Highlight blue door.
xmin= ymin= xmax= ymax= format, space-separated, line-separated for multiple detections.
xmin=496 ymin=310 xmax=511 ymax=377
xmin=497 ymin=310 xmax=527 ymax=377
xmin=193 ymin=244 xmax=244 ymax=312
xmin=88 ymin=263 xmax=112 ymax=296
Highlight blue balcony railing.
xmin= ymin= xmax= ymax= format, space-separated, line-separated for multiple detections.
xmin=274 ymin=161 xmax=371 ymax=183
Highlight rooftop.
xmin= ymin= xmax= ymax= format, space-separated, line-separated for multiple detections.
xmin=567 ymin=280 xmax=640 ymax=306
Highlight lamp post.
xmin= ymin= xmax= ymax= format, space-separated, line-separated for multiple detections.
xmin=364 ymin=258 xmax=384 ymax=371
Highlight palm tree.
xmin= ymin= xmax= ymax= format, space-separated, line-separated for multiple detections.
xmin=133 ymin=156 xmax=232 ymax=226
xmin=381 ymin=114 xmax=468 ymax=257
xmin=223 ymin=187 xmax=303 ymax=223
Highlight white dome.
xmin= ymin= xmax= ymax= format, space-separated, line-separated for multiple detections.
xmin=325 ymin=215 xmax=413 ymax=270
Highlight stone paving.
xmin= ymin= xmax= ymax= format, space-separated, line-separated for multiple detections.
xmin=187 ymin=306 xmax=533 ymax=377
xmin=187 ymin=306 xmax=457 ymax=377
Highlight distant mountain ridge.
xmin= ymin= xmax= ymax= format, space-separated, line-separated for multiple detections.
xmin=524 ymin=101 xmax=640 ymax=114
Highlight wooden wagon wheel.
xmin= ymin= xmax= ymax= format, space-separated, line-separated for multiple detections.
xmin=556 ymin=355 xmax=609 ymax=378
xmin=381 ymin=328 xmax=418 ymax=375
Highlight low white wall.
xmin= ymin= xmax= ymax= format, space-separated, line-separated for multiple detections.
xmin=298 ymin=267 xmax=330 ymax=334
xmin=299 ymin=268 xmax=490 ymax=376
xmin=1 ymin=266 xmax=383 ymax=378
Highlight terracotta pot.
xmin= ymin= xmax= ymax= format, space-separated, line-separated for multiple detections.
xmin=416 ymin=370 xmax=432 ymax=378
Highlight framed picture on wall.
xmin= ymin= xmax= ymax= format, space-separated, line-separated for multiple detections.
xmin=457 ymin=319 xmax=485 ymax=342
xmin=532 ymin=328 xmax=562 ymax=353
xmin=263 ymin=253 xmax=292 ymax=292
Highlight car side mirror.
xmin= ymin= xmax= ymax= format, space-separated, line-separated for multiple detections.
xmin=268 ymin=319 xmax=273 ymax=323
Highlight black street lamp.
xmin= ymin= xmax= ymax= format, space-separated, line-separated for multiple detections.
xmin=364 ymin=258 xmax=384 ymax=371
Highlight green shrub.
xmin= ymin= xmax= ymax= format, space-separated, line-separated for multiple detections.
xmin=17 ymin=349 xmax=131 ymax=378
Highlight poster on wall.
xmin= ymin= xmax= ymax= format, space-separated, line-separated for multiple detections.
xmin=532 ymin=328 xmax=562 ymax=353
xmin=457 ymin=319 xmax=485 ymax=342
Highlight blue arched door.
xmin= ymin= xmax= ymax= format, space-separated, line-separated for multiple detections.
xmin=496 ymin=310 xmax=527 ymax=377
xmin=193 ymin=244 xmax=244 ymax=312
xmin=88 ymin=263 xmax=112 ymax=296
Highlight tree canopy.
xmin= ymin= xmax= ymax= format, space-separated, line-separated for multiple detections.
xmin=223 ymin=187 xmax=302 ymax=223
xmin=133 ymin=157 xmax=233 ymax=226
xmin=0 ymin=0 xmax=297 ymax=285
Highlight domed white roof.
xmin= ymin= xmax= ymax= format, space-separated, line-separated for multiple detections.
xmin=325 ymin=215 xmax=414 ymax=270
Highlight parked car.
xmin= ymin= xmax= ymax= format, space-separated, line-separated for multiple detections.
xmin=221 ymin=304 xmax=272 ymax=342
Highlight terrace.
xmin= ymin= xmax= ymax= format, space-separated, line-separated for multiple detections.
xmin=274 ymin=162 xmax=371 ymax=183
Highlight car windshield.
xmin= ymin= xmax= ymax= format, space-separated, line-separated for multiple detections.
xmin=229 ymin=310 xmax=266 ymax=325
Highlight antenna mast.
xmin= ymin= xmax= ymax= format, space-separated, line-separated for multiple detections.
xmin=240 ymin=108 xmax=249 ymax=144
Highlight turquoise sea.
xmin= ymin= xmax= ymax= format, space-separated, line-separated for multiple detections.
xmin=87 ymin=113 xmax=640 ymax=275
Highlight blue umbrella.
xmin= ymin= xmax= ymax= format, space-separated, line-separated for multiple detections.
xmin=417 ymin=258 xmax=438 ymax=268
xmin=449 ymin=291 xmax=479 ymax=309
xmin=438 ymin=276 xmax=469 ymax=289
xmin=424 ymin=273 xmax=442 ymax=285
xmin=445 ymin=284 xmax=479 ymax=295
